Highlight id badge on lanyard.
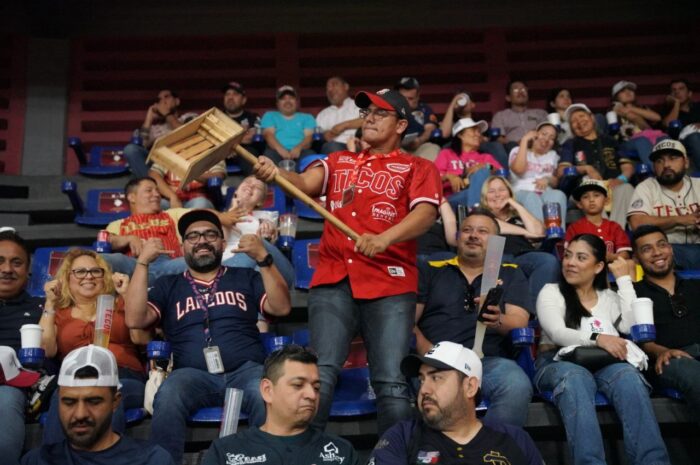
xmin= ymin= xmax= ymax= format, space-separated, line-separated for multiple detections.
xmin=185 ymin=269 xmax=226 ymax=374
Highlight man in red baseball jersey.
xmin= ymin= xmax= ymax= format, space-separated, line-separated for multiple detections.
xmin=254 ymin=88 xmax=442 ymax=434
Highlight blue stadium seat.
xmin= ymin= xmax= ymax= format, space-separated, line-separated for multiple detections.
xmin=226 ymin=157 xmax=242 ymax=175
xmin=260 ymin=185 xmax=289 ymax=215
xmin=68 ymin=137 xmax=130 ymax=177
xmin=28 ymin=247 xmax=83 ymax=297
xmin=293 ymin=155 xmax=326 ymax=220
xmin=260 ymin=333 xmax=292 ymax=354
xmin=291 ymin=238 xmax=320 ymax=289
xmin=329 ymin=367 xmax=377 ymax=417
xmin=292 ymin=328 xmax=310 ymax=348
xmin=187 ymin=408 xmax=249 ymax=423
xmin=61 ymin=181 xmax=129 ymax=227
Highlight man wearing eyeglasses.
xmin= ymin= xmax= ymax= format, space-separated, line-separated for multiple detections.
xmin=631 ymin=225 xmax=700 ymax=426
xmin=123 ymin=209 xmax=291 ymax=464
xmin=415 ymin=209 xmax=533 ymax=427
xmin=254 ymin=88 xmax=442 ymax=435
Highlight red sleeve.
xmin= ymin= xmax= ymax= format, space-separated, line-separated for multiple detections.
xmin=409 ymin=158 xmax=442 ymax=210
xmin=611 ymin=222 xmax=632 ymax=252
xmin=315 ymin=152 xmax=338 ymax=197
xmin=564 ymin=221 xmax=579 ymax=246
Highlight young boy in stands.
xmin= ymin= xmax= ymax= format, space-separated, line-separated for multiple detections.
xmin=565 ymin=179 xmax=632 ymax=262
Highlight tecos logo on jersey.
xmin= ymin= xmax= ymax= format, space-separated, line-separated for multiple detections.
xmin=319 ymin=442 xmax=345 ymax=463
xmin=331 ymin=168 xmax=407 ymax=201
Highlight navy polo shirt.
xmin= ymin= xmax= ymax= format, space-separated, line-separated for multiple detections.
xmin=0 ymin=291 xmax=43 ymax=351
xmin=417 ymin=257 xmax=532 ymax=357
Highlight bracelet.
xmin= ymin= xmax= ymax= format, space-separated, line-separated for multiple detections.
xmin=136 ymin=261 xmax=149 ymax=267
xmin=617 ymin=174 xmax=629 ymax=183
xmin=43 ymin=309 xmax=56 ymax=316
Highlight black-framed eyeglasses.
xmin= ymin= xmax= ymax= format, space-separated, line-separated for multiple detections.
xmin=670 ymin=293 xmax=688 ymax=318
xmin=184 ymin=230 xmax=222 ymax=244
xmin=359 ymin=108 xmax=397 ymax=120
xmin=70 ymin=267 xmax=105 ymax=279
xmin=464 ymin=285 xmax=476 ymax=313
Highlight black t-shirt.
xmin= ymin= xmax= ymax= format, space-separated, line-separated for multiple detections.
xmin=561 ymin=135 xmax=626 ymax=180
xmin=502 ymin=216 xmax=536 ymax=257
xmin=633 ymin=277 xmax=700 ymax=349
xmin=227 ymin=110 xmax=260 ymax=130
xmin=21 ymin=435 xmax=174 ymax=465
xmin=664 ymin=101 xmax=700 ymax=126
xmin=0 ymin=292 xmax=43 ymax=351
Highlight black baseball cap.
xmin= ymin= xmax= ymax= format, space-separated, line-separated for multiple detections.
xmin=178 ymin=209 xmax=223 ymax=237
xmin=355 ymin=89 xmax=409 ymax=120
xmin=395 ymin=76 xmax=420 ymax=90
xmin=222 ymin=81 xmax=246 ymax=96
xmin=572 ymin=179 xmax=608 ymax=201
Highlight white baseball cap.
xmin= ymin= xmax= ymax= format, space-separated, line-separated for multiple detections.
xmin=649 ymin=139 xmax=687 ymax=161
xmin=564 ymin=103 xmax=592 ymax=121
xmin=611 ymin=80 xmax=637 ymax=98
xmin=0 ymin=346 xmax=40 ymax=388
xmin=401 ymin=341 xmax=483 ymax=387
xmin=58 ymin=345 xmax=120 ymax=388
xmin=452 ymin=118 xmax=488 ymax=137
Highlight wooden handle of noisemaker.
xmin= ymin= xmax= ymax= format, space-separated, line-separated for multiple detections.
xmin=234 ymin=145 xmax=360 ymax=241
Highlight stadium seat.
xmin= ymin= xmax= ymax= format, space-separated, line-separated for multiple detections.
xmin=260 ymin=185 xmax=289 ymax=215
xmin=291 ymin=238 xmax=320 ymax=290
xmin=28 ymin=246 xmax=82 ymax=297
xmin=206 ymin=177 xmax=235 ymax=212
xmin=225 ymin=157 xmax=242 ymax=175
xmin=61 ymin=181 xmax=129 ymax=227
xmin=68 ymin=137 xmax=130 ymax=177
xmin=329 ymin=366 xmax=377 ymax=417
xmin=260 ymin=333 xmax=292 ymax=354
xmin=292 ymin=328 xmax=310 ymax=348
xmin=293 ymin=155 xmax=326 ymax=220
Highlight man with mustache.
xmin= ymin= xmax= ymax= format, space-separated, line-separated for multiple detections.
xmin=254 ymin=88 xmax=442 ymax=435
xmin=201 ymin=345 xmax=359 ymax=465
xmin=631 ymin=225 xmax=700 ymax=426
xmin=124 ymin=209 xmax=291 ymax=464
xmin=368 ymin=341 xmax=542 ymax=465
xmin=21 ymin=345 xmax=174 ymax=465
xmin=627 ymin=140 xmax=700 ymax=269
xmin=261 ymin=85 xmax=316 ymax=165
xmin=414 ymin=210 xmax=533 ymax=427
xmin=0 ymin=230 xmax=43 ymax=465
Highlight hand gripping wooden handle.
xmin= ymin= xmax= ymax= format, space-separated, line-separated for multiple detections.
xmin=234 ymin=145 xmax=360 ymax=241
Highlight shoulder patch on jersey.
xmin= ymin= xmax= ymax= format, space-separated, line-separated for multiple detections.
xmin=427 ymin=256 xmax=459 ymax=268
xmin=386 ymin=163 xmax=410 ymax=173
xmin=338 ymin=155 xmax=356 ymax=164
xmin=631 ymin=199 xmax=643 ymax=209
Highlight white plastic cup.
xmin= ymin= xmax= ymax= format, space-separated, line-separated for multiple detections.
xmin=220 ymin=387 xmax=243 ymax=437
xmin=547 ymin=112 xmax=561 ymax=126
xmin=279 ymin=159 xmax=296 ymax=172
xmin=94 ymin=294 xmax=115 ymax=348
xmin=456 ymin=94 xmax=470 ymax=107
xmin=606 ymin=111 xmax=619 ymax=125
xmin=20 ymin=324 xmax=43 ymax=349
xmin=632 ymin=297 xmax=654 ymax=325
xmin=279 ymin=213 xmax=298 ymax=238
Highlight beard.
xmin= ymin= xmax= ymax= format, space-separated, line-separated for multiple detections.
xmin=420 ymin=393 xmax=468 ymax=430
xmin=62 ymin=414 xmax=111 ymax=450
xmin=185 ymin=243 xmax=223 ymax=273
xmin=656 ymin=170 xmax=685 ymax=186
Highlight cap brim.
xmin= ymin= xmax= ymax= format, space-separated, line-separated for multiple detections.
xmin=178 ymin=210 xmax=224 ymax=237
xmin=400 ymin=354 xmax=455 ymax=378
xmin=277 ymin=91 xmax=296 ymax=99
xmin=650 ymin=148 xmax=685 ymax=161
xmin=354 ymin=91 xmax=395 ymax=112
xmin=6 ymin=369 xmax=40 ymax=388
xmin=573 ymin=185 xmax=608 ymax=201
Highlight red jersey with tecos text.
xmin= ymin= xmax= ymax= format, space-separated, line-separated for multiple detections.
xmin=309 ymin=150 xmax=442 ymax=299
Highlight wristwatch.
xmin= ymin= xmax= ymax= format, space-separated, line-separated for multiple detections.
xmin=256 ymin=254 xmax=274 ymax=268
xmin=590 ymin=332 xmax=600 ymax=342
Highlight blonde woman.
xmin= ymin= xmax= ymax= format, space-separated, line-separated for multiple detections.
xmin=39 ymin=248 xmax=150 ymax=444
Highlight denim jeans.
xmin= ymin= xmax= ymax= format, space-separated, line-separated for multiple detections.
xmin=222 ymin=240 xmax=295 ymax=289
xmin=42 ymin=368 xmax=145 ymax=445
xmin=481 ymin=356 xmax=533 ymax=427
xmin=102 ymin=253 xmax=187 ymax=284
xmin=621 ymin=137 xmax=654 ymax=165
xmin=646 ymin=343 xmax=700 ymax=426
xmin=308 ymin=279 xmax=415 ymax=435
xmin=0 ymin=386 xmax=26 ymax=465
xmin=152 ymin=361 xmax=265 ymax=464
xmin=504 ymin=251 xmax=561 ymax=310
xmin=447 ymin=167 xmax=491 ymax=212
xmin=681 ymin=132 xmax=700 ymax=169
xmin=515 ymin=188 xmax=568 ymax=229
xmin=480 ymin=141 xmax=509 ymax=168
xmin=671 ymin=244 xmax=700 ymax=270
xmin=535 ymin=352 xmax=670 ymax=465
xmin=123 ymin=143 xmax=150 ymax=178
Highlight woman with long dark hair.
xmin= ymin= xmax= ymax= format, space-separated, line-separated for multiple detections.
xmin=535 ymin=234 xmax=670 ymax=465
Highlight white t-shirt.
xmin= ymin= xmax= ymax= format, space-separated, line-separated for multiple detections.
xmin=627 ymin=176 xmax=700 ymax=244
xmin=536 ymin=277 xmax=636 ymax=348
xmin=508 ymin=147 xmax=560 ymax=192
xmin=315 ymin=98 xmax=360 ymax=144
xmin=222 ymin=210 xmax=279 ymax=261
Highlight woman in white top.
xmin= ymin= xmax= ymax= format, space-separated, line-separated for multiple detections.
xmin=221 ymin=176 xmax=294 ymax=288
xmin=534 ymin=234 xmax=670 ymax=465
xmin=508 ymin=122 xmax=568 ymax=228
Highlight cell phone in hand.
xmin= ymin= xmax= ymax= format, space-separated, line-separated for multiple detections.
xmin=477 ymin=286 xmax=504 ymax=322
